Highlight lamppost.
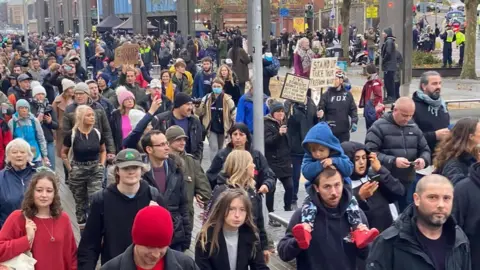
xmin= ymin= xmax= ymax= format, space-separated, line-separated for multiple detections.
xmin=194 ymin=8 xmax=201 ymax=22
xmin=164 ymin=20 xmax=170 ymax=33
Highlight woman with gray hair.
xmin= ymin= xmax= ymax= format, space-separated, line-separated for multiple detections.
xmin=293 ymin=37 xmax=315 ymax=78
xmin=0 ymin=138 xmax=37 ymax=228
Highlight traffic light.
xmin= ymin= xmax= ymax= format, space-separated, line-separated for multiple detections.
xmin=305 ymin=4 xmax=314 ymax=19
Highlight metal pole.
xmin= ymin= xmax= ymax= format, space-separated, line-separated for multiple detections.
xmin=23 ymin=0 xmax=29 ymax=50
xmin=251 ymin=0 xmax=264 ymax=154
xmin=78 ymin=0 xmax=86 ymax=69
xmin=96 ymin=0 xmax=100 ymax=24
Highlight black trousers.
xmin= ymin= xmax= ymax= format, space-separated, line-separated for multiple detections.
xmin=266 ymin=176 xmax=294 ymax=212
xmin=335 ymin=132 xmax=350 ymax=143
xmin=384 ymin=71 xmax=396 ymax=100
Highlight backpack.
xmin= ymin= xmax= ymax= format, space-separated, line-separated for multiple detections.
xmin=67 ymin=128 xmax=101 ymax=162
xmin=265 ymin=57 xmax=280 ymax=77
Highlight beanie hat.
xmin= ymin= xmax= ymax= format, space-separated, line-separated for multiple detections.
xmin=62 ymin=78 xmax=76 ymax=91
xmin=16 ymin=99 xmax=30 ymax=111
xmin=269 ymin=100 xmax=285 ymax=114
xmin=132 ymin=206 xmax=173 ymax=248
xmin=32 ymin=85 xmax=47 ymax=97
xmin=30 ymin=80 xmax=41 ymax=89
xmin=74 ymin=82 xmax=90 ymax=96
xmin=117 ymin=89 xmax=135 ymax=106
xmin=98 ymin=73 xmax=111 ymax=85
xmin=174 ymin=92 xmax=192 ymax=109
xmin=128 ymin=109 xmax=145 ymax=130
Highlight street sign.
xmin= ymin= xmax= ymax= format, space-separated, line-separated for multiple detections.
xmin=279 ymin=8 xmax=289 ymax=17
xmin=366 ymin=6 xmax=378 ymax=18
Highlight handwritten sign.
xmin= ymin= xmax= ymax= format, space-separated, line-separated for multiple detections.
xmin=309 ymin=58 xmax=338 ymax=90
xmin=280 ymin=73 xmax=310 ymax=103
xmin=114 ymin=44 xmax=140 ymax=67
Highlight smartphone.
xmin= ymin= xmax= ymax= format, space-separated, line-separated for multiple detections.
xmin=369 ymin=174 xmax=381 ymax=183
xmin=410 ymin=161 xmax=416 ymax=167
xmin=154 ymin=91 xmax=162 ymax=100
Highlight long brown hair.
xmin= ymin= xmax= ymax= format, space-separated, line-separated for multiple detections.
xmin=216 ymin=64 xmax=235 ymax=86
xmin=197 ymin=189 xmax=259 ymax=257
xmin=22 ymin=170 xmax=63 ymax=219
xmin=434 ymin=117 xmax=480 ymax=170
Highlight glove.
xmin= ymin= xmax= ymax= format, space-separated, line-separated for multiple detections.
xmin=351 ymin=123 xmax=358 ymax=133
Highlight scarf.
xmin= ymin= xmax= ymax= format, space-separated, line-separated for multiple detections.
xmin=415 ymin=90 xmax=447 ymax=116
xmin=297 ymin=48 xmax=315 ymax=71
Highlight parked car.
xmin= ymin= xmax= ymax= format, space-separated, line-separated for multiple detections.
xmin=445 ymin=10 xmax=464 ymax=21
xmin=449 ymin=3 xmax=465 ymax=11
xmin=417 ymin=2 xmax=440 ymax=13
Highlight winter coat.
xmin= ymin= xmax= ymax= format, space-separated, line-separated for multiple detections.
xmin=175 ymin=151 xmax=211 ymax=225
xmin=284 ymin=98 xmax=318 ymax=156
xmin=227 ymin=48 xmax=250 ymax=83
xmin=206 ymin=174 xmax=269 ymax=251
xmin=342 ymin=141 xmax=405 ymax=232
xmin=364 ymin=31 xmax=377 ymax=49
xmin=192 ymin=71 xmax=217 ymax=98
xmin=110 ymin=109 xmax=128 ymax=154
xmin=0 ymin=165 xmax=36 ymax=228
xmin=63 ymin=101 xmax=115 ymax=154
xmin=381 ymin=36 xmax=397 ymax=72
xmin=100 ymin=245 xmax=198 ymax=270
xmin=88 ymin=56 xmax=106 ymax=78
xmin=7 ymin=86 xmax=33 ymax=109
xmin=206 ymin=144 xmax=276 ymax=192
xmin=151 ymin=111 xmax=204 ymax=160
xmin=365 ymin=111 xmax=431 ymax=183
xmin=42 ymin=72 xmax=58 ymax=104
xmin=277 ymin=187 xmax=369 ymax=270
xmin=236 ymin=91 xmax=269 ymax=134
xmin=359 ymin=77 xmax=383 ymax=127
xmin=118 ymin=77 xmax=147 ymax=102
xmin=100 ymin=87 xmax=117 ymax=107
xmin=102 ymin=66 xmax=120 ymax=88
xmin=171 ymin=72 xmax=193 ymax=96
xmin=77 ymin=180 xmax=166 ymax=268
xmin=438 ymin=152 xmax=476 ymax=186
xmin=52 ymin=94 xmax=73 ymax=156
xmin=196 ymin=93 xmax=236 ymax=139
xmin=8 ymin=113 xmax=48 ymax=160
xmin=195 ymin=225 xmax=269 ymax=270
xmin=30 ymin=101 xmax=59 ymax=143
xmin=454 ymin=162 xmax=480 ymax=270
xmin=222 ymin=75 xmax=241 ymax=106
xmin=218 ymin=40 xmax=228 ymax=59
xmin=0 ymin=119 xmax=12 ymax=169
xmin=318 ymin=86 xmax=358 ymax=136
xmin=264 ymin=115 xmax=292 ymax=178
xmin=94 ymin=96 xmax=115 ymax=120
xmin=412 ymin=91 xmax=450 ymax=153
xmin=138 ymin=94 xmax=173 ymax=116
xmin=47 ymin=72 xmax=82 ymax=95
xmin=143 ymin=156 xmax=191 ymax=250
xmin=366 ymin=204 xmax=471 ymax=270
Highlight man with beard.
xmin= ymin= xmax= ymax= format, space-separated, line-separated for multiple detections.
xmin=366 ymin=175 xmax=471 ymax=270
xmin=192 ymin=57 xmax=216 ymax=98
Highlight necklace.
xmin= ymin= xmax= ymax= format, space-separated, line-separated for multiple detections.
xmin=39 ymin=217 xmax=55 ymax=242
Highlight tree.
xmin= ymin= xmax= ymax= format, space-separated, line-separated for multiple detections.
xmin=200 ymin=0 xmax=225 ymax=30
xmin=340 ymin=0 xmax=352 ymax=64
xmin=460 ymin=0 xmax=478 ymax=79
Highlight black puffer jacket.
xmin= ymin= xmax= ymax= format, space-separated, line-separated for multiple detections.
xmin=318 ymin=86 xmax=358 ymax=135
xmin=342 ymin=141 xmax=405 ymax=232
xmin=365 ymin=112 xmax=431 ymax=183
xmin=381 ymin=28 xmax=397 ymax=72
xmin=206 ymin=144 xmax=276 ymax=191
xmin=143 ymin=155 xmax=191 ymax=251
xmin=438 ymin=152 xmax=476 ymax=186
xmin=366 ymin=205 xmax=471 ymax=270
xmin=206 ymin=173 xmax=268 ymax=251
xmin=264 ymin=115 xmax=291 ymax=178
xmin=412 ymin=91 xmax=450 ymax=153
xmin=284 ymin=98 xmax=318 ymax=156
xmin=454 ymin=162 xmax=480 ymax=270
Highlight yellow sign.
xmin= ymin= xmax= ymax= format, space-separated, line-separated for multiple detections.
xmin=366 ymin=6 xmax=378 ymax=19
xmin=92 ymin=26 xmax=97 ymax=32
xmin=293 ymin=17 xmax=305 ymax=33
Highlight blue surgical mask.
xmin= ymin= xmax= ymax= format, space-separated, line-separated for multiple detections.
xmin=212 ymin=87 xmax=222 ymax=94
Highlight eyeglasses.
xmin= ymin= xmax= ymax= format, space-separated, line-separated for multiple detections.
xmin=151 ymin=142 xmax=169 ymax=147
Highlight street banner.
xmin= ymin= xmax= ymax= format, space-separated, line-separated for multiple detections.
xmin=309 ymin=57 xmax=338 ymax=90
xmin=114 ymin=44 xmax=140 ymax=67
xmin=280 ymin=73 xmax=310 ymax=103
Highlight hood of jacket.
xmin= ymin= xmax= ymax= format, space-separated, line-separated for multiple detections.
xmin=341 ymin=141 xmax=371 ymax=180
xmin=243 ymin=91 xmax=268 ymax=103
xmin=302 ymin=122 xmax=344 ymax=155
xmin=106 ymin=179 xmax=153 ymax=203
xmin=468 ymin=162 xmax=480 ymax=188
xmin=264 ymin=114 xmax=283 ymax=126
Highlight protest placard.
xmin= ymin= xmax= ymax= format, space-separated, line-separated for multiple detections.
xmin=280 ymin=73 xmax=310 ymax=103
xmin=309 ymin=57 xmax=338 ymax=90
xmin=114 ymin=44 xmax=140 ymax=67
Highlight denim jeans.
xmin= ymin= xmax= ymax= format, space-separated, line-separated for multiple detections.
xmin=368 ymin=48 xmax=375 ymax=63
xmin=47 ymin=142 xmax=56 ymax=171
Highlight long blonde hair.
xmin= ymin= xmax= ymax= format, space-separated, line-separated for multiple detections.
xmin=216 ymin=64 xmax=235 ymax=86
xmin=73 ymin=105 xmax=95 ymax=132
xmin=223 ymin=150 xmax=255 ymax=189
xmin=197 ymin=189 xmax=259 ymax=257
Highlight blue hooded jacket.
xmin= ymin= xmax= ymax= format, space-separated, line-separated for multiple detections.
xmin=301 ymin=122 xmax=353 ymax=183
xmin=236 ymin=91 xmax=269 ymax=134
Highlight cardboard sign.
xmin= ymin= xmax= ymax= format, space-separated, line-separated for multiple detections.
xmin=309 ymin=57 xmax=338 ymax=90
xmin=114 ymin=44 xmax=140 ymax=67
xmin=280 ymin=73 xmax=310 ymax=103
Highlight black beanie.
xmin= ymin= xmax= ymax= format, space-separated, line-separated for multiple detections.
xmin=366 ymin=64 xmax=377 ymax=75
xmin=269 ymin=101 xmax=285 ymax=114
xmin=174 ymin=92 xmax=193 ymax=109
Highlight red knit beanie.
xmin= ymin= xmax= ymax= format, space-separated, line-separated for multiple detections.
xmin=132 ymin=206 xmax=173 ymax=248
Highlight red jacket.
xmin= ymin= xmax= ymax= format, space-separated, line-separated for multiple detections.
xmin=0 ymin=119 xmax=12 ymax=169
xmin=359 ymin=78 xmax=383 ymax=119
